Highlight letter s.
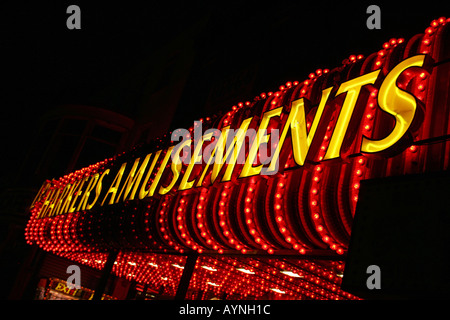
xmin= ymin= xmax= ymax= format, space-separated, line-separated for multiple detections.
xmin=366 ymin=265 xmax=381 ymax=289
xmin=361 ymin=55 xmax=426 ymax=154
xmin=366 ymin=5 xmax=381 ymax=30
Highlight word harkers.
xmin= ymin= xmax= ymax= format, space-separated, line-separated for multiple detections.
xmin=33 ymin=55 xmax=427 ymax=219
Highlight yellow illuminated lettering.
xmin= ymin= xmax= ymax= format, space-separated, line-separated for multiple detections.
xmin=77 ymin=173 xmax=99 ymax=212
xmin=361 ymin=55 xmax=426 ymax=153
xmin=88 ymin=169 xmax=110 ymax=209
xmin=38 ymin=187 xmax=57 ymax=219
xmin=219 ymin=118 xmax=253 ymax=182
xmin=101 ymin=163 xmax=127 ymax=206
xmin=50 ymin=184 xmax=71 ymax=217
xmin=55 ymin=282 xmax=66 ymax=292
xmin=59 ymin=180 xmax=82 ymax=215
xmin=145 ymin=147 xmax=174 ymax=197
xmin=45 ymin=186 xmax=62 ymax=217
xmin=240 ymin=107 xmax=282 ymax=177
xmin=324 ymin=70 xmax=380 ymax=160
xmin=197 ymin=117 xmax=253 ymax=185
xmin=267 ymin=87 xmax=333 ymax=171
xmin=159 ymin=141 xmax=191 ymax=195
xmin=68 ymin=176 xmax=89 ymax=213
xmin=30 ymin=181 xmax=51 ymax=209
xmin=138 ymin=151 xmax=161 ymax=199
xmin=179 ymin=132 xmax=214 ymax=190
xmin=31 ymin=56 xmax=430 ymax=212
xmin=117 ymin=153 xmax=152 ymax=202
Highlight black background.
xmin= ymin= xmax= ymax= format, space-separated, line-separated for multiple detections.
xmin=2 ymin=1 xmax=446 ymax=166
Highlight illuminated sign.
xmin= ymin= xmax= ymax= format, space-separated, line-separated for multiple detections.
xmin=31 ymin=54 xmax=429 ymax=219
xmin=47 ymin=278 xmax=115 ymax=300
xmin=51 ymin=280 xmax=80 ymax=297
xmin=25 ymin=17 xmax=450 ymax=257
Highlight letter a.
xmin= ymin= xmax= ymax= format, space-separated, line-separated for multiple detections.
xmin=366 ymin=265 xmax=381 ymax=289
xmin=66 ymin=265 xmax=81 ymax=290
xmin=366 ymin=5 xmax=381 ymax=30
xmin=66 ymin=5 xmax=81 ymax=29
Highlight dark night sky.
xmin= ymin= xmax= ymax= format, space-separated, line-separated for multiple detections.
xmin=1 ymin=1 xmax=447 ymax=178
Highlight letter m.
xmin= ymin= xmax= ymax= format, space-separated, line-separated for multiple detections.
xmin=117 ymin=153 xmax=152 ymax=201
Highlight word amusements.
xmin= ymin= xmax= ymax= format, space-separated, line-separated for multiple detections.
xmin=32 ymin=55 xmax=428 ymax=219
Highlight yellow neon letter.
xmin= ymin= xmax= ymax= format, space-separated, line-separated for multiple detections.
xmin=38 ymin=188 xmax=56 ymax=218
xmin=69 ymin=176 xmax=89 ymax=213
xmin=324 ymin=70 xmax=381 ymax=160
xmin=196 ymin=117 xmax=253 ymax=185
xmin=86 ymin=170 xmax=109 ymax=210
xmin=77 ymin=173 xmax=99 ymax=212
xmin=179 ymin=132 xmax=214 ymax=191
xmin=138 ymin=151 xmax=161 ymax=199
xmin=361 ymin=55 xmax=426 ymax=153
xmin=240 ymin=107 xmax=282 ymax=178
xmin=159 ymin=142 xmax=191 ymax=195
xmin=59 ymin=181 xmax=81 ymax=216
xmin=145 ymin=147 xmax=174 ymax=197
xmin=46 ymin=186 xmax=65 ymax=217
xmin=40 ymin=187 xmax=60 ymax=218
xmin=30 ymin=181 xmax=51 ymax=209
